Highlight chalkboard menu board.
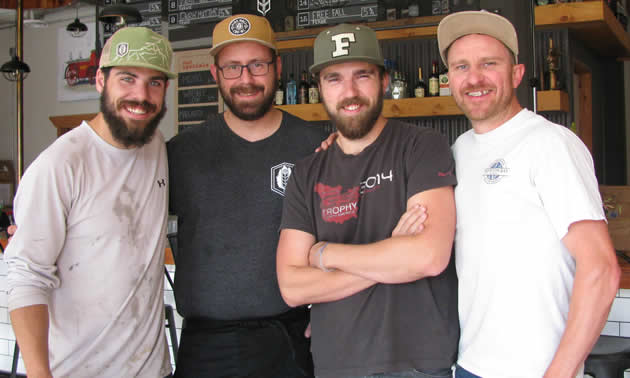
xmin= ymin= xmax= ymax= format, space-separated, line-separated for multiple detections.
xmin=178 ymin=105 xmax=218 ymax=122
xmin=297 ymin=0 xmax=375 ymax=11
xmin=174 ymin=48 xmax=222 ymax=134
xmin=102 ymin=0 xmax=164 ymax=36
xmin=296 ymin=3 xmax=378 ymax=27
xmin=179 ymin=87 xmax=219 ymax=104
xmin=178 ymin=70 xmax=216 ymax=87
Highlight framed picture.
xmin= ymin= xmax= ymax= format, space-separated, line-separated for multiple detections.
xmin=57 ymin=22 xmax=100 ymax=102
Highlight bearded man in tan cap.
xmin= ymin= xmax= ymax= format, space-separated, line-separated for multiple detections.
xmin=5 ymin=27 xmax=175 ymax=377
xmin=437 ymin=10 xmax=620 ymax=378
xmin=167 ymin=14 xmax=328 ymax=378
xmin=276 ymin=23 xmax=458 ymax=378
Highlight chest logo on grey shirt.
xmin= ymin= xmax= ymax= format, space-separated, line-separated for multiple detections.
xmin=271 ymin=162 xmax=294 ymax=196
xmin=483 ymin=159 xmax=510 ymax=184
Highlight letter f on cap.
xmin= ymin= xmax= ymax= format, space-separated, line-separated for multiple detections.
xmin=331 ymin=33 xmax=356 ymax=57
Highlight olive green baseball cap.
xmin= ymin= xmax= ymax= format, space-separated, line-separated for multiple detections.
xmin=99 ymin=27 xmax=176 ymax=79
xmin=437 ymin=10 xmax=519 ymax=65
xmin=310 ymin=23 xmax=384 ymax=74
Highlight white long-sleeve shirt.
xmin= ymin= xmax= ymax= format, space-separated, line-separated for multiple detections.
xmin=5 ymin=121 xmax=171 ymax=377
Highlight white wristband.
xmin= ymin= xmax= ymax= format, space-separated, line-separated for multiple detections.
xmin=318 ymin=242 xmax=332 ymax=272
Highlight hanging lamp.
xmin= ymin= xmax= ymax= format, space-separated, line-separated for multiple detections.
xmin=66 ymin=4 xmax=88 ymax=38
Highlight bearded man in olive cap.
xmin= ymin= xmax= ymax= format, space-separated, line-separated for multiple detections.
xmin=5 ymin=27 xmax=175 ymax=378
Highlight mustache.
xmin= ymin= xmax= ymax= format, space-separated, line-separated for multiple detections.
xmin=230 ymin=84 xmax=265 ymax=96
xmin=337 ymin=96 xmax=369 ymax=111
xmin=118 ymin=100 xmax=157 ymax=113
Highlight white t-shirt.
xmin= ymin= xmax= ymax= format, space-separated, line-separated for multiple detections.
xmin=5 ymin=122 xmax=171 ymax=377
xmin=453 ymin=109 xmax=603 ymax=378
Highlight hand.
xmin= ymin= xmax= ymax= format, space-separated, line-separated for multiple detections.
xmin=8 ymin=225 xmax=16 ymax=241
xmin=308 ymin=241 xmax=328 ymax=269
xmin=315 ymin=132 xmax=338 ymax=152
xmin=392 ymin=204 xmax=427 ymax=236
xmin=304 ymin=322 xmax=311 ymax=338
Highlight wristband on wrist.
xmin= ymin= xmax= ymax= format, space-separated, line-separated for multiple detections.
xmin=317 ymin=242 xmax=332 ymax=272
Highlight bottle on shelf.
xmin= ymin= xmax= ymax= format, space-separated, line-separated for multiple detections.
xmin=286 ymin=73 xmax=297 ymax=105
xmin=384 ymin=59 xmax=394 ymax=99
xmin=545 ymin=37 xmax=561 ymax=90
xmin=298 ymin=71 xmax=309 ymax=104
xmin=439 ymin=64 xmax=450 ymax=96
xmin=428 ymin=61 xmax=440 ymax=97
xmin=391 ymin=70 xmax=407 ymax=99
xmin=414 ymin=66 xmax=426 ymax=98
xmin=275 ymin=78 xmax=284 ymax=106
xmin=308 ymin=75 xmax=320 ymax=104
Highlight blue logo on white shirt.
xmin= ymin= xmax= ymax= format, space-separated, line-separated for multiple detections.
xmin=483 ymin=159 xmax=510 ymax=184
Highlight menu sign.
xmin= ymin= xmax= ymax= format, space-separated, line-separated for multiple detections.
xmin=178 ymin=70 xmax=216 ymax=87
xmin=179 ymin=87 xmax=219 ymax=105
xmin=169 ymin=0 xmax=231 ymax=12
xmin=178 ymin=105 xmax=218 ymax=122
xmin=169 ymin=6 xmax=232 ymax=25
xmin=297 ymin=0 xmax=376 ymax=11
xmin=297 ymin=3 xmax=377 ymax=27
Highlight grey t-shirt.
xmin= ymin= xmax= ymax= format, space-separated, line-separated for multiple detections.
xmin=280 ymin=120 xmax=459 ymax=377
xmin=167 ymin=111 xmax=327 ymax=320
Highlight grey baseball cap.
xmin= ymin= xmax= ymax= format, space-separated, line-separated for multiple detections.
xmin=310 ymin=23 xmax=384 ymax=74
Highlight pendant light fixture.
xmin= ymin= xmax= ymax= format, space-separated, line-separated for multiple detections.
xmin=67 ymin=4 xmax=88 ymax=38
xmin=99 ymin=3 xmax=141 ymax=26
xmin=1 ymin=53 xmax=30 ymax=81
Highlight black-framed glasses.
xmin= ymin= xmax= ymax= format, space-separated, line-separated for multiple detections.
xmin=217 ymin=60 xmax=275 ymax=79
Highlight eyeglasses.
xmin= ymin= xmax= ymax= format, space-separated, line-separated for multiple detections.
xmin=217 ymin=60 xmax=275 ymax=79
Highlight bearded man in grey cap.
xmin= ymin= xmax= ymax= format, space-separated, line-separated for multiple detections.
xmin=277 ymin=23 xmax=459 ymax=378
xmin=438 ymin=10 xmax=619 ymax=378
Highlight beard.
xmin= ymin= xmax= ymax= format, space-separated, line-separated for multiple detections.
xmin=218 ymin=73 xmax=277 ymax=121
xmin=324 ymin=85 xmax=383 ymax=140
xmin=100 ymin=86 xmax=166 ymax=148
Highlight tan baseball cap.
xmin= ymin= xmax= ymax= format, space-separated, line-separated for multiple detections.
xmin=99 ymin=27 xmax=176 ymax=79
xmin=209 ymin=14 xmax=277 ymax=56
xmin=437 ymin=10 xmax=518 ymax=65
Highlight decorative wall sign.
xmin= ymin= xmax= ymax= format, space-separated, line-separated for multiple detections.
xmin=57 ymin=22 xmax=100 ymax=102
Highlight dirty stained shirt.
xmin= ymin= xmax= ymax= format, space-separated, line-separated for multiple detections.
xmin=5 ymin=121 xmax=172 ymax=378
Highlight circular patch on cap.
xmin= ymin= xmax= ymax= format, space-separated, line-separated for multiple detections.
xmin=229 ymin=17 xmax=251 ymax=36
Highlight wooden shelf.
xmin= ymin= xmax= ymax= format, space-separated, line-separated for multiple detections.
xmin=537 ymin=90 xmax=570 ymax=112
xmin=276 ymin=15 xmax=444 ymax=52
xmin=535 ymin=0 xmax=630 ymax=57
xmin=276 ymin=91 xmax=568 ymax=121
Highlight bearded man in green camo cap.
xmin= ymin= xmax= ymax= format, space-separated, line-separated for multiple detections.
xmin=5 ymin=26 xmax=175 ymax=378
xmin=277 ymin=23 xmax=459 ymax=378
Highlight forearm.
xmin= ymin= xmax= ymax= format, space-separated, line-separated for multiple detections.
xmin=279 ymin=264 xmax=376 ymax=307
xmin=10 ymin=305 xmax=52 ymax=378
xmin=544 ymin=259 xmax=620 ymax=377
xmin=321 ymin=235 xmax=452 ymax=284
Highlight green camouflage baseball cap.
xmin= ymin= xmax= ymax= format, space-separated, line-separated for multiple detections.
xmin=310 ymin=23 xmax=384 ymax=74
xmin=99 ymin=27 xmax=176 ymax=79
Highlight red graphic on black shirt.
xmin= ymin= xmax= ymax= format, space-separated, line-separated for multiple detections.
xmin=314 ymin=183 xmax=360 ymax=224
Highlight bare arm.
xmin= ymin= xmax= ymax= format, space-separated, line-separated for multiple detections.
xmin=309 ymin=186 xmax=455 ymax=284
xmin=277 ymin=228 xmax=377 ymax=307
xmin=544 ymin=220 xmax=620 ymax=378
xmin=10 ymin=305 xmax=52 ymax=378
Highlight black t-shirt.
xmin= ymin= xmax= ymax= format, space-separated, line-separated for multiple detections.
xmin=280 ymin=120 xmax=459 ymax=377
xmin=167 ymin=111 xmax=328 ymax=320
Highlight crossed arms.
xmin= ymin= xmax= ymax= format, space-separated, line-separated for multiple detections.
xmin=276 ymin=186 xmax=456 ymax=307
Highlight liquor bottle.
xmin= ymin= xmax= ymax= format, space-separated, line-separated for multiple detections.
xmin=286 ymin=73 xmax=297 ymax=105
xmin=275 ymin=78 xmax=284 ymax=105
xmin=414 ymin=67 xmax=426 ymax=98
xmin=439 ymin=65 xmax=450 ymax=96
xmin=384 ymin=59 xmax=394 ymax=99
xmin=298 ymin=70 xmax=309 ymax=104
xmin=391 ymin=70 xmax=407 ymax=99
xmin=432 ymin=0 xmax=441 ymax=14
xmin=308 ymin=75 xmax=320 ymax=104
xmin=545 ymin=37 xmax=560 ymax=90
xmin=428 ymin=61 xmax=440 ymax=97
